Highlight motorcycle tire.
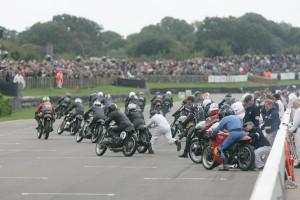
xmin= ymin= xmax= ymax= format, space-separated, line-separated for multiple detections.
xmin=57 ymin=120 xmax=65 ymax=135
xmin=44 ymin=120 xmax=51 ymax=140
xmin=188 ymin=138 xmax=204 ymax=164
xmin=95 ymin=142 xmax=107 ymax=156
xmin=202 ymin=145 xmax=218 ymax=170
xmin=91 ymin=126 xmax=103 ymax=143
xmin=76 ymin=130 xmax=84 ymax=143
xmin=137 ymin=132 xmax=149 ymax=154
xmin=122 ymin=134 xmax=137 ymax=157
xmin=237 ymin=144 xmax=255 ymax=171
xmin=37 ymin=128 xmax=42 ymax=139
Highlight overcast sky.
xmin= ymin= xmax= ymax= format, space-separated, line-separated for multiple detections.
xmin=1 ymin=0 xmax=299 ymax=37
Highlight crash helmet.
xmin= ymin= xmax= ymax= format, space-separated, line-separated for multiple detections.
xmin=129 ymin=92 xmax=136 ymax=98
xmin=107 ymin=103 xmax=117 ymax=114
xmin=74 ymin=98 xmax=82 ymax=104
xmin=42 ymin=96 xmax=50 ymax=102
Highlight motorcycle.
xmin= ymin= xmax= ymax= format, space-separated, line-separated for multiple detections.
xmin=57 ymin=113 xmax=84 ymax=136
xmin=36 ymin=110 xmax=54 ymax=140
xmin=188 ymin=111 xmax=219 ymax=164
xmin=202 ymin=124 xmax=255 ymax=171
xmin=76 ymin=116 xmax=105 ymax=143
xmin=56 ymin=103 xmax=68 ymax=119
xmin=135 ymin=124 xmax=152 ymax=153
xmin=161 ymin=99 xmax=172 ymax=116
xmin=95 ymin=124 xmax=138 ymax=157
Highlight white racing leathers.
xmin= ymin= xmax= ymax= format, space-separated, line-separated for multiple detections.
xmin=288 ymin=107 xmax=300 ymax=164
xmin=146 ymin=114 xmax=176 ymax=146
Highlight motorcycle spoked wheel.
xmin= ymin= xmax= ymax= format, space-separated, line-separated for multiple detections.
xmin=202 ymin=145 xmax=219 ymax=170
xmin=237 ymin=144 xmax=255 ymax=171
xmin=44 ymin=120 xmax=51 ymax=140
xmin=57 ymin=120 xmax=66 ymax=135
xmin=188 ymin=139 xmax=205 ymax=164
xmin=37 ymin=127 xmax=42 ymax=139
xmin=95 ymin=133 xmax=107 ymax=156
xmin=76 ymin=129 xmax=84 ymax=143
xmin=122 ymin=134 xmax=137 ymax=157
xmin=91 ymin=126 xmax=103 ymax=143
xmin=137 ymin=131 xmax=149 ymax=153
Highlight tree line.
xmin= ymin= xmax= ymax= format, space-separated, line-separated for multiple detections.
xmin=1 ymin=13 xmax=300 ymax=60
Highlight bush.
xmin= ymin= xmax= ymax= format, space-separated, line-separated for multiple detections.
xmin=0 ymin=94 xmax=12 ymax=117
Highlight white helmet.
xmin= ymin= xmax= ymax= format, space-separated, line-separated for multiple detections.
xmin=231 ymin=101 xmax=245 ymax=120
xmin=93 ymin=100 xmax=102 ymax=106
xmin=208 ymin=103 xmax=219 ymax=116
xmin=203 ymin=99 xmax=212 ymax=107
xmin=128 ymin=103 xmax=137 ymax=111
xmin=166 ymin=91 xmax=172 ymax=96
xmin=98 ymin=92 xmax=104 ymax=97
xmin=106 ymin=94 xmax=111 ymax=99
xmin=129 ymin=92 xmax=136 ymax=98
xmin=75 ymin=98 xmax=82 ymax=104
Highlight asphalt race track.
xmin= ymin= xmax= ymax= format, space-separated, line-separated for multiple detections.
xmin=0 ymin=94 xmax=258 ymax=200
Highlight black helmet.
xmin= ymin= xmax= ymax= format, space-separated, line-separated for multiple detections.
xmin=218 ymin=105 xmax=235 ymax=120
xmin=194 ymin=91 xmax=201 ymax=96
xmin=150 ymin=109 xmax=159 ymax=117
xmin=107 ymin=103 xmax=117 ymax=114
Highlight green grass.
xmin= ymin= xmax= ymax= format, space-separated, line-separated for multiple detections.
xmin=23 ymin=86 xmax=143 ymax=97
xmin=147 ymin=80 xmax=300 ymax=89
xmin=0 ymin=107 xmax=35 ymax=121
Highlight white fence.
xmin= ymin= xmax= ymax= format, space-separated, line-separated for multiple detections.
xmin=208 ymin=75 xmax=248 ymax=83
xmin=250 ymin=109 xmax=291 ymax=200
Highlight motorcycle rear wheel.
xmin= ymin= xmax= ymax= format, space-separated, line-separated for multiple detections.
xmin=122 ymin=135 xmax=137 ymax=157
xmin=237 ymin=144 xmax=255 ymax=171
xmin=95 ymin=142 xmax=107 ymax=156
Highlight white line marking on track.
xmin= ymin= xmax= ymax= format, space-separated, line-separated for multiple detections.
xmin=84 ymin=165 xmax=157 ymax=169
xmin=36 ymin=156 xmax=97 ymax=159
xmin=144 ymin=177 xmax=228 ymax=181
xmin=0 ymin=177 xmax=48 ymax=180
xmin=0 ymin=142 xmax=20 ymax=145
xmin=0 ymin=149 xmax=56 ymax=152
xmin=21 ymin=192 xmax=115 ymax=196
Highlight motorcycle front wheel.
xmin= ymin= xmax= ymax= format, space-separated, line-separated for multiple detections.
xmin=57 ymin=120 xmax=65 ymax=135
xmin=202 ymin=145 xmax=218 ymax=170
xmin=122 ymin=135 xmax=137 ymax=157
xmin=189 ymin=139 xmax=204 ymax=164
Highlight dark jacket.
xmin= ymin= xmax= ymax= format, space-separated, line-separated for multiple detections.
xmin=243 ymin=105 xmax=260 ymax=128
xmin=104 ymin=110 xmax=133 ymax=128
xmin=182 ymin=104 xmax=198 ymax=127
xmin=84 ymin=105 xmax=105 ymax=120
xmin=261 ymin=107 xmax=280 ymax=134
xmin=66 ymin=102 xmax=84 ymax=115
xmin=126 ymin=110 xmax=145 ymax=129
xmin=248 ymin=127 xmax=270 ymax=149
xmin=88 ymin=93 xmax=98 ymax=107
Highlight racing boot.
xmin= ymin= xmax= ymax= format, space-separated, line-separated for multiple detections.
xmin=175 ymin=140 xmax=182 ymax=151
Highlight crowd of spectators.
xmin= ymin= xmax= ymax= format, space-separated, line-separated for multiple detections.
xmin=1 ymin=54 xmax=300 ymax=81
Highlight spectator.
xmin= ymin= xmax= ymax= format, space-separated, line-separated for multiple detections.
xmin=13 ymin=70 xmax=26 ymax=89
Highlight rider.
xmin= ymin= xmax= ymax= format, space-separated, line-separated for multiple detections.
xmin=64 ymin=98 xmax=85 ymax=127
xmin=138 ymin=92 xmax=146 ymax=112
xmin=97 ymin=91 xmax=106 ymax=105
xmin=210 ymin=106 xmax=244 ymax=170
xmin=35 ymin=96 xmax=55 ymax=130
xmin=88 ymin=91 xmax=98 ymax=107
xmin=56 ymin=93 xmax=72 ymax=117
xmin=104 ymin=103 xmax=134 ymax=142
xmin=219 ymin=93 xmax=233 ymax=108
xmin=126 ymin=103 xmax=154 ymax=154
xmin=194 ymin=91 xmax=204 ymax=106
xmin=84 ymin=100 xmax=106 ymax=133
xmin=150 ymin=92 xmax=163 ymax=113
xmin=125 ymin=92 xmax=139 ymax=113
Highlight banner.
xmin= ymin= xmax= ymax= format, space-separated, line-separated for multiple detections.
xmin=280 ymin=73 xmax=295 ymax=80
xmin=208 ymin=75 xmax=248 ymax=83
xmin=114 ymin=78 xmax=146 ymax=88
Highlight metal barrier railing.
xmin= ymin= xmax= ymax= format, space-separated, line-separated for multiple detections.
xmin=250 ymin=109 xmax=291 ymax=200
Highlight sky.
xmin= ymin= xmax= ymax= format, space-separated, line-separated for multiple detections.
xmin=1 ymin=0 xmax=299 ymax=37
